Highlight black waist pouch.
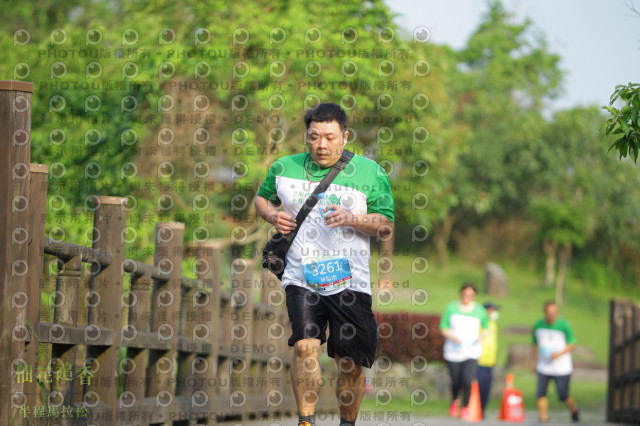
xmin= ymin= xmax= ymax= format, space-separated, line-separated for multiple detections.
xmin=262 ymin=232 xmax=289 ymax=280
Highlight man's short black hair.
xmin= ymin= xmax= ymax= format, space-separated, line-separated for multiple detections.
xmin=460 ymin=282 xmax=478 ymax=294
xmin=304 ymin=102 xmax=348 ymax=130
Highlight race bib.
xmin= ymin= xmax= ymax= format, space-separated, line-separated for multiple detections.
xmin=539 ymin=346 xmax=553 ymax=362
xmin=303 ymin=258 xmax=352 ymax=293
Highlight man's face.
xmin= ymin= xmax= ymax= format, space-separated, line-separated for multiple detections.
xmin=306 ymin=120 xmax=348 ymax=168
xmin=544 ymin=304 xmax=558 ymax=324
xmin=460 ymin=287 xmax=476 ymax=304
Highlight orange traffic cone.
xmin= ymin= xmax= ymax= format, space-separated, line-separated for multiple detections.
xmin=499 ymin=373 xmax=525 ymax=422
xmin=462 ymin=380 xmax=482 ymax=422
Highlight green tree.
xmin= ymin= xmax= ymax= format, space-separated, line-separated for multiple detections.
xmin=529 ymin=196 xmax=591 ymax=304
xmin=533 ymin=106 xmax=640 ymax=298
xmin=434 ymin=0 xmax=562 ymax=263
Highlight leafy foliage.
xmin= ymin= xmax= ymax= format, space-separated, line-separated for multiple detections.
xmin=1 ymin=0 xmax=465 ymax=261
xmin=603 ymin=83 xmax=640 ymax=163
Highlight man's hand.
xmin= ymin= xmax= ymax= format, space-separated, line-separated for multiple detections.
xmin=255 ymin=195 xmax=297 ymax=234
xmin=440 ymin=328 xmax=462 ymax=345
xmin=271 ymin=211 xmax=297 ymax=235
xmin=551 ymin=343 xmax=575 ymax=360
xmin=475 ymin=329 xmax=489 ymax=344
xmin=322 ymin=204 xmax=393 ymax=237
xmin=322 ymin=204 xmax=352 ymax=227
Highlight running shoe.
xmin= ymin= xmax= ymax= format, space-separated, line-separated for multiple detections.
xmin=571 ymin=407 xmax=580 ymax=423
xmin=448 ymin=399 xmax=460 ymax=418
xmin=460 ymin=406 xmax=469 ymax=420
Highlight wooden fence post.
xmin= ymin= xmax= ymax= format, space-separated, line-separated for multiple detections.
xmin=124 ymin=269 xmax=151 ymax=410
xmin=147 ymin=222 xmax=184 ymax=423
xmin=177 ymin=278 xmax=199 ymax=419
xmin=262 ymin=268 xmax=290 ymax=415
xmin=51 ymin=253 xmax=82 ymax=425
xmin=607 ymin=299 xmax=615 ymax=422
xmin=86 ymin=196 xmax=128 ymax=423
xmin=22 ymin=164 xmax=49 ymax=416
xmin=0 ymin=80 xmax=34 ymax=426
xmin=228 ymin=258 xmax=255 ymax=416
xmin=608 ymin=299 xmax=640 ymax=424
xmin=218 ymin=288 xmax=233 ymax=413
xmin=195 ymin=241 xmax=223 ymax=425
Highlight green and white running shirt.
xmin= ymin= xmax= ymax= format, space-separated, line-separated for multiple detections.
xmin=532 ymin=317 xmax=577 ymax=376
xmin=439 ymin=301 xmax=489 ymax=362
xmin=257 ymin=152 xmax=394 ymax=295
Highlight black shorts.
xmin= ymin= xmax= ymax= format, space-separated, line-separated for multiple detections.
xmin=536 ymin=373 xmax=571 ymax=401
xmin=284 ymin=285 xmax=379 ymax=368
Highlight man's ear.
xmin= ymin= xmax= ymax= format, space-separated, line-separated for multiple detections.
xmin=343 ymin=130 xmax=349 ymax=144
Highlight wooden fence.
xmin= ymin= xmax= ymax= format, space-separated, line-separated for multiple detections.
xmin=0 ymin=81 xmax=336 ymax=425
xmin=607 ymin=299 xmax=640 ymax=424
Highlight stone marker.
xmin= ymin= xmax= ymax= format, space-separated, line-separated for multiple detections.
xmin=485 ymin=262 xmax=508 ymax=297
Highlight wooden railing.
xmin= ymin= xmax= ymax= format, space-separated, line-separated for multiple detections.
xmin=607 ymin=299 xmax=640 ymax=424
xmin=0 ymin=81 xmax=336 ymax=425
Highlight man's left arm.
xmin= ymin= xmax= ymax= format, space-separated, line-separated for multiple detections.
xmin=476 ymin=308 xmax=490 ymax=343
xmin=323 ymin=162 xmax=394 ymax=237
xmin=323 ymin=208 xmax=393 ymax=237
xmin=551 ymin=343 xmax=576 ymax=359
xmin=552 ymin=319 xmax=577 ymax=359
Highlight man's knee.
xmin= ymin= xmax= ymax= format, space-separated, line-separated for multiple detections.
xmin=294 ymin=338 xmax=321 ymax=359
xmin=336 ymin=357 xmax=363 ymax=377
xmin=559 ymin=393 xmax=572 ymax=403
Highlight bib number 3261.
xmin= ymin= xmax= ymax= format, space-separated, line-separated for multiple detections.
xmin=303 ymin=258 xmax=352 ymax=292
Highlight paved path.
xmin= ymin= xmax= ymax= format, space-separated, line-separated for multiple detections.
xmin=223 ymin=410 xmax=617 ymax=425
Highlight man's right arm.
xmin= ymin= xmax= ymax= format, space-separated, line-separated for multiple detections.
xmin=439 ymin=304 xmax=461 ymax=344
xmin=254 ymin=195 xmax=297 ymax=235
xmin=440 ymin=328 xmax=462 ymax=344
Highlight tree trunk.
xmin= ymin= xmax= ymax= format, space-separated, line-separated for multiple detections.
xmin=543 ymin=240 xmax=557 ymax=286
xmin=435 ymin=213 xmax=458 ymax=266
xmin=555 ymin=242 xmax=572 ymax=307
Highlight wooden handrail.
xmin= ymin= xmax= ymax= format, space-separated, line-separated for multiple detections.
xmin=44 ymin=236 xmax=114 ymax=265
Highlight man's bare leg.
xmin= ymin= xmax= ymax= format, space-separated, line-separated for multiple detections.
xmin=291 ymin=338 xmax=322 ymax=419
xmin=565 ymin=395 xmax=579 ymax=420
xmin=537 ymin=396 xmax=549 ymax=421
xmin=335 ymin=355 xmax=365 ymax=423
